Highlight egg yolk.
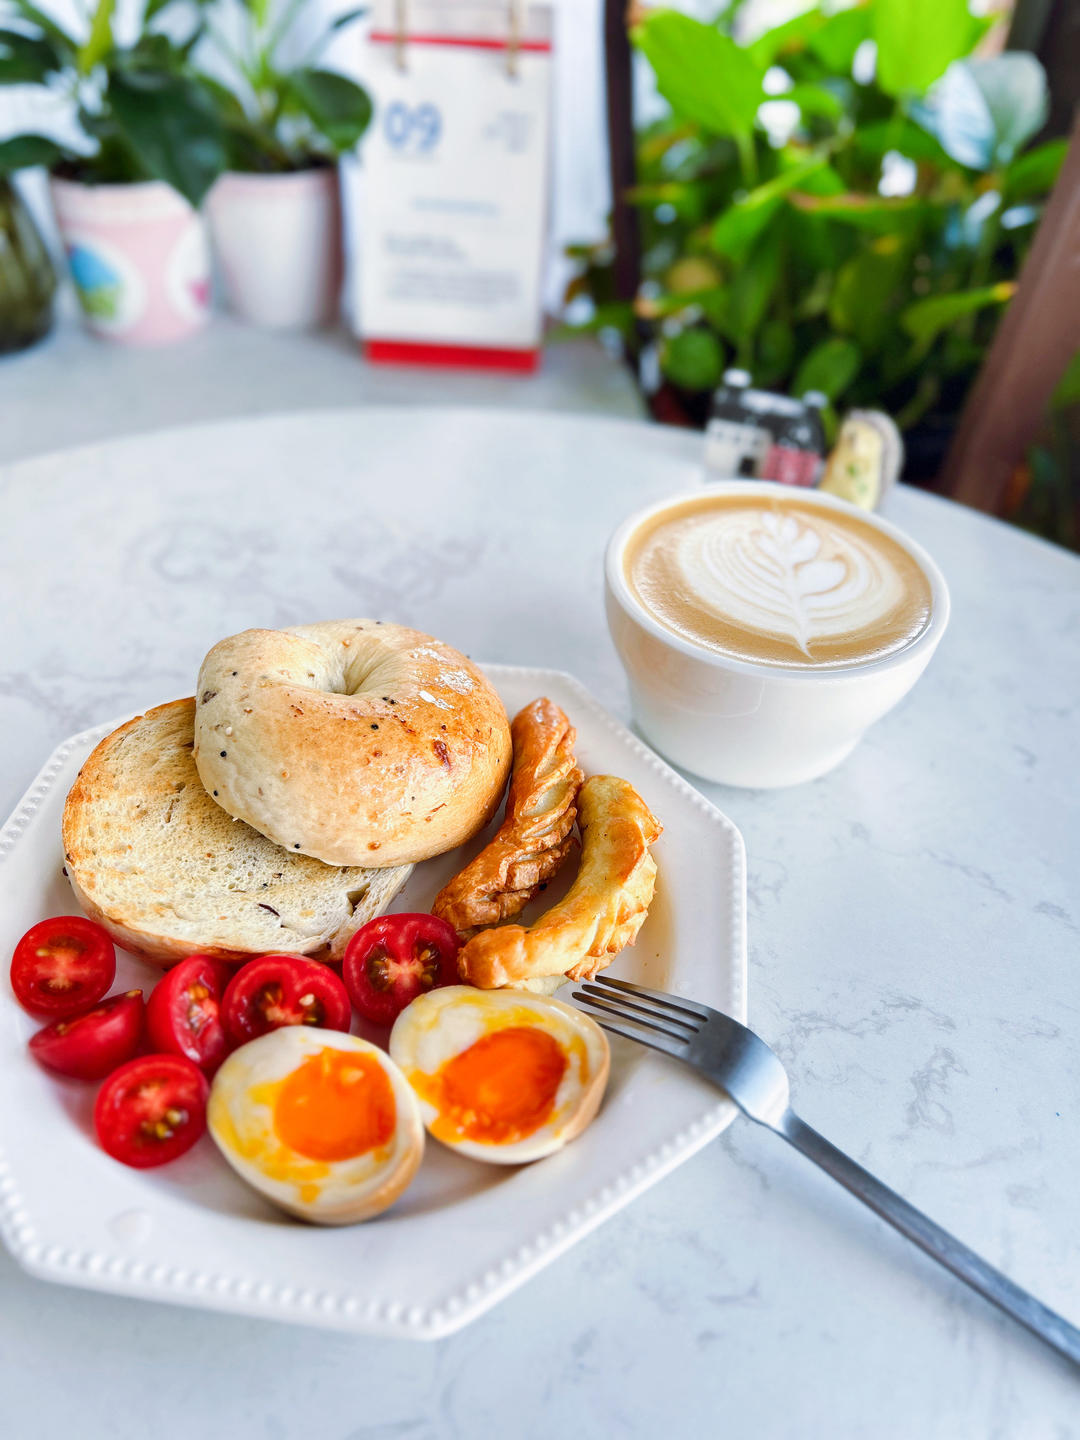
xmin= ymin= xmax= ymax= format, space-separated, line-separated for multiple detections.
xmin=428 ymin=1025 xmax=567 ymax=1145
xmin=273 ymin=1048 xmax=396 ymax=1162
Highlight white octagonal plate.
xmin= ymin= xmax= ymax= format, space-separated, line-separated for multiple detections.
xmin=0 ymin=667 xmax=746 ymax=1338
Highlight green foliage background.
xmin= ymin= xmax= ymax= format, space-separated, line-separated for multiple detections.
xmin=566 ymin=0 xmax=1066 ymax=447
xmin=0 ymin=0 xmax=372 ymax=202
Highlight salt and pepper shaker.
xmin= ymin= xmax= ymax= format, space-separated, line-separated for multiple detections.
xmin=704 ymin=371 xmax=826 ymax=487
xmin=703 ymin=370 xmax=903 ymax=511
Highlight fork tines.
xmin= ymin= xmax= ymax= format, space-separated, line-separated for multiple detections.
xmin=571 ymin=975 xmax=708 ymax=1061
xmin=592 ymin=973 xmax=712 ymax=1021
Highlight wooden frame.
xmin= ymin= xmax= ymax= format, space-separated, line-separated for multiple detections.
xmin=939 ymin=111 xmax=1080 ymax=512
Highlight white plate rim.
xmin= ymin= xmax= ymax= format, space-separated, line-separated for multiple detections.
xmin=0 ymin=665 xmax=747 ymax=1338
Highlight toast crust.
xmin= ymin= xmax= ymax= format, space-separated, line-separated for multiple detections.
xmin=62 ymin=700 xmax=411 ymax=968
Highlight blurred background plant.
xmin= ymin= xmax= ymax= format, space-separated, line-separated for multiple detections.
xmin=0 ymin=153 xmax=55 ymax=353
xmin=564 ymin=0 xmax=1066 ymax=485
xmin=0 ymin=0 xmax=226 ymax=205
xmin=199 ymin=0 xmax=371 ymax=171
xmin=1006 ymin=351 xmax=1080 ymax=549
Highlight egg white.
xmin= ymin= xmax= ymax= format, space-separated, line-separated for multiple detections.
xmin=388 ymin=985 xmax=610 ymax=1164
xmin=208 ymin=1027 xmax=424 ymax=1224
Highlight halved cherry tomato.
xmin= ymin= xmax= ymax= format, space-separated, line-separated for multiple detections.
xmin=10 ymin=916 xmax=116 ymax=1018
xmin=94 ymin=1053 xmax=209 ymax=1169
xmin=343 ymin=913 xmax=460 ymax=1026
xmin=221 ymin=954 xmax=351 ymax=1045
xmin=28 ymin=989 xmax=144 ymax=1080
xmin=147 ymin=955 xmax=232 ymax=1074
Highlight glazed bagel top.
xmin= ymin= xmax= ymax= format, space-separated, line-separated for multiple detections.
xmin=194 ymin=621 xmax=511 ymax=867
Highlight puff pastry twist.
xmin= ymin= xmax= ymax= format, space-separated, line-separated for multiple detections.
xmin=457 ymin=775 xmax=662 ymax=990
xmin=432 ymin=697 xmax=583 ymax=933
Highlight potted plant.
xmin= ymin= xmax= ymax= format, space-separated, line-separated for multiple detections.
xmin=200 ymin=1 xmax=372 ymax=329
xmin=0 ymin=138 xmax=58 ymax=354
xmin=0 ymin=0 xmax=226 ymax=345
xmin=566 ymin=1 xmax=1067 ymax=481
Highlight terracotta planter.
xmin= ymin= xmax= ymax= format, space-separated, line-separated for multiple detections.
xmin=49 ymin=177 xmax=210 ymax=345
xmin=206 ymin=167 xmax=343 ymax=330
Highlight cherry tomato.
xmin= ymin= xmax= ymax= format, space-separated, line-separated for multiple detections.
xmin=343 ymin=913 xmax=461 ymax=1026
xmin=28 ymin=990 xmax=145 ymax=1080
xmin=10 ymin=916 xmax=116 ymax=1018
xmin=147 ymin=955 xmax=232 ymax=1075
xmin=221 ymin=955 xmax=351 ymax=1045
xmin=94 ymin=1054 xmax=209 ymax=1169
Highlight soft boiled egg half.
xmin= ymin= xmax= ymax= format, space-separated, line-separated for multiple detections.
xmin=208 ymin=1027 xmax=424 ymax=1224
xmin=389 ymin=986 xmax=610 ymax=1164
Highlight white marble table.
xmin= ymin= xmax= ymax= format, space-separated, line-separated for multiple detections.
xmin=1 ymin=408 xmax=1077 ymax=1438
xmin=0 ymin=311 xmax=642 ymax=466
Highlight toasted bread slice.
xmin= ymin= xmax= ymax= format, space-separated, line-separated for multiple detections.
xmin=62 ymin=700 xmax=412 ymax=968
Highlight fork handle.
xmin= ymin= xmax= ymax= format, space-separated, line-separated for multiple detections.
xmin=775 ymin=1110 xmax=1080 ymax=1366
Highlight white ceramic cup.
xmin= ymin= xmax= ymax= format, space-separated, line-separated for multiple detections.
xmin=604 ymin=482 xmax=951 ymax=787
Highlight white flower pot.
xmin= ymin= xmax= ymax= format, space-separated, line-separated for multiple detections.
xmin=49 ymin=177 xmax=210 ymax=345
xmin=207 ymin=167 xmax=343 ymax=330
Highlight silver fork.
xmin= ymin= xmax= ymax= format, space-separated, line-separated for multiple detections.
xmin=572 ymin=974 xmax=1080 ymax=1367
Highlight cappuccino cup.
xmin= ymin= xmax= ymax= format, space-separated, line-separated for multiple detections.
xmin=604 ymin=482 xmax=950 ymax=787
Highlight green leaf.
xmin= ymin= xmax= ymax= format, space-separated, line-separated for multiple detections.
xmin=660 ymin=328 xmax=725 ymax=392
xmin=746 ymin=9 xmax=824 ymax=69
xmin=854 ymin=118 xmax=951 ymax=166
xmin=787 ymin=190 xmax=924 ymax=233
xmin=330 ymin=6 xmax=368 ymax=30
xmin=912 ymin=55 xmax=1049 ymax=170
xmin=710 ymin=157 xmax=831 ymax=262
xmin=626 ymin=180 xmax=708 ymax=224
xmin=723 ymin=223 xmax=782 ymax=344
xmin=1051 ymin=350 xmax=1080 ymax=411
xmin=556 ymin=300 xmax=635 ymax=340
xmin=786 ymin=83 xmax=845 ymax=124
xmin=0 ymin=28 xmax=58 ymax=83
xmin=8 ymin=1 xmax=78 ymax=55
xmin=287 ymin=68 xmax=372 ymax=153
xmin=873 ymin=0 xmax=983 ymax=99
xmin=900 ymin=280 xmax=1016 ymax=346
xmin=638 ymin=283 xmax=724 ymax=321
xmin=808 ymin=7 xmax=871 ymax=73
xmin=78 ymin=0 xmax=115 ymax=74
xmin=0 ymin=133 xmax=70 ymax=174
xmin=197 ymin=71 xmax=248 ymax=125
xmin=107 ymin=71 xmax=227 ymax=206
xmin=792 ymin=337 xmax=861 ymax=400
xmin=632 ymin=11 xmax=763 ymax=139
xmin=144 ymin=0 xmax=178 ymax=23
xmin=1004 ymin=138 xmax=1067 ymax=202
xmin=828 ymin=238 xmax=908 ymax=351
xmin=754 ymin=317 xmax=795 ymax=387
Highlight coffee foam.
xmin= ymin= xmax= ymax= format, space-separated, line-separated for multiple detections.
xmin=623 ymin=493 xmax=933 ymax=669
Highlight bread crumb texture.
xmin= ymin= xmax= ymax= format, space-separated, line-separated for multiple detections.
xmin=62 ymin=699 xmax=411 ymax=965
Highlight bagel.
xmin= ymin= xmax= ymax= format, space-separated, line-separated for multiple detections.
xmin=62 ymin=700 xmax=412 ymax=968
xmin=194 ymin=621 xmax=512 ymax=868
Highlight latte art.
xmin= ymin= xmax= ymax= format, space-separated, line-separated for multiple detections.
xmin=624 ymin=494 xmax=933 ymax=669
xmin=681 ymin=508 xmax=904 ymax=657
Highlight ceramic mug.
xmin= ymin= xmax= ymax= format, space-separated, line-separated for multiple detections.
xmin=604 ymin=482 xmax=951 ymax=788
xmin=50 ymin=177 xmax=210 ymax=345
